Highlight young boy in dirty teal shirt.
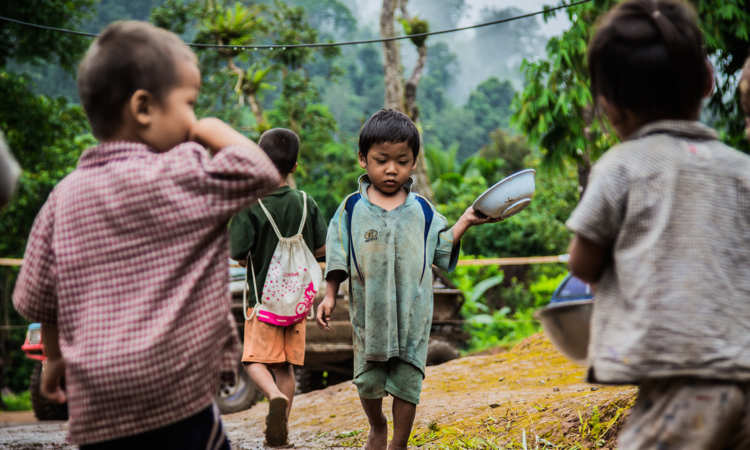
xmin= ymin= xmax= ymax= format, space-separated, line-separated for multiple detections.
xmin=316 ymin=109 xmax=497 ymax=450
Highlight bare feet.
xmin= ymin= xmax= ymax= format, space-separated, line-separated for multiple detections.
xmin=365 ymin=417 xmax=387 ymax=450
xmin=265 ymin=396 xmax=289 ymax=447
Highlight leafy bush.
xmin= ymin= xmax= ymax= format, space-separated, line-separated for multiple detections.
xmin=455 ymin=264 xmax=568 ymax=353
xmin=2 ymin=390 xmax=31 ymax=411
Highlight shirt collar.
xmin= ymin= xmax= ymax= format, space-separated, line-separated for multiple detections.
xmin=77 ymin=141 xmax=156 ymax=169
xmin=357 ymin=174 xmax=415 ymax=199
xmin=266 ymin=185 xmax=291 ymax=197
xmin=630 ymin=120 xmax=718 ymax=142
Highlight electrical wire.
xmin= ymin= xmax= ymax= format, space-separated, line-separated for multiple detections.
xmin=0 ymin=0 xmax=592 ymax=50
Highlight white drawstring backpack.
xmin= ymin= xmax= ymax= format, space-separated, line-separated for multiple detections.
xmin=243 ymin=191 xmax=322 ymax=326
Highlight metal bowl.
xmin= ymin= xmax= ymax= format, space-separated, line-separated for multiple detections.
xmin=534 ymin=299 xmax=592 ymax=365
xmin=472 ymin=169 xmax=535 ymax=219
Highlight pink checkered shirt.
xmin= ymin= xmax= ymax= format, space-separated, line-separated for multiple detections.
xmin=13 ymin=141 xmax=280 ymax=444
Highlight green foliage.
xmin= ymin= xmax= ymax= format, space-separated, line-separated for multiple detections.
xmin=0 ymin=72 xmax=93 ymax=257
xmin=0 ymin=0 xmax=95 ymax=70
xmin=2 ymin=390 xmax=31 ymax=411
xmin=429 ymin=130 xmax=578 ymax=258
xmin=454 ymin=264 xmax=567 ymax=353
xmin=513 ymin=0 xmax=750 ymax=190
xmin=399 ymin=16 xmax=430 ymax=48
xmin=423 ymin=77 xmax=515 ymax=161
xmin=576 ymin=403 xmax=627 ymax=448
xmin=512 ymin=1 xmax=616 ymax=185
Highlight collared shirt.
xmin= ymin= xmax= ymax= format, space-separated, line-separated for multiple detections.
xmin=13 ymin=141 xmax=279 ymax=444
xmin=325 ymin=175 xmax=459 ymax=378
xmin=566 ymin=120 xmax=750 ymax=384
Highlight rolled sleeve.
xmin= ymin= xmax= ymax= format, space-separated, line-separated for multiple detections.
xmin=13 ymin=192 xmax=59 ymax=323
xmin=325 ymin=202 xmax=349 ymax=278
xmin=566 ymin=155 xmax=628 ymax=246
xmin=434 ymin=219 xmax=460 ymax=271
xmin=434 ymin=229 xmax=461 ymax=271
xmin=165 ymin=143 xmax=281 ymax=220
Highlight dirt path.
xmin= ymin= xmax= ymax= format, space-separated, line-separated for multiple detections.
xmin=0 ymin=334 xmax=637 ymax=449
xmin=227 ymin=333 xmax=637 ymax=448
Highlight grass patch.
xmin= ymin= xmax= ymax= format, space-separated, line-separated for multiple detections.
xmin=2 ymin=390 xmax=31 ymax=411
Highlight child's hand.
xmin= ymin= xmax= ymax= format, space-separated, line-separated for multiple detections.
xmin=40 ymin=357 xmax=67 ymax=404
xmin=316 ymin=296 xmax=336 ymax=330
xmin=189 ymin=118 xmax=262 ymax=154
xmin=451 ymin=206 xmax=502 ymax=244
xmin=460 ymin=206 xmax=503 ymax=226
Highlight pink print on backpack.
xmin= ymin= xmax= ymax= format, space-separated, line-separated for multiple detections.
xmin=244 ymin=192 xmax=322 ymax=326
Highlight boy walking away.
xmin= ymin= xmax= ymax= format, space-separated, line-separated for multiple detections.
xmin=229 ymin=128 xmax=327 ymax=447
xmin=566 ymin=1 xmax=750 ymax=448
xmin=317 ymin=109 xmax=497 ymax=450
xmin=13 ymin=22 xmax=281 ymax=449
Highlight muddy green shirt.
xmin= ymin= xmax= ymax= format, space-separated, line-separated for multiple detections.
xmin=326 ymin=176 xmax=460 ymax=378
xmin=229 ymin=186 xmax=327 ymax=305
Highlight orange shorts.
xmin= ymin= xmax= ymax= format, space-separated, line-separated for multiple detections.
xmin=241 ymin=308 xmax=306 ymax=366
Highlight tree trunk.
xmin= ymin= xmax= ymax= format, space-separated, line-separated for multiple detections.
xmin=380 ymin=0 xmax=404 ymax=111
xmin=405 ymin=44 xmax=432 ymax=200
xmin=247 ymin=94 xmax=265 ymax=128
xmin=380 ymin=0 xmax=433 ymax=200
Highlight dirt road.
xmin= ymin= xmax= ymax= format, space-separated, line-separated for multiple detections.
xmin=0 ymin=334 xmax=637 ymax=449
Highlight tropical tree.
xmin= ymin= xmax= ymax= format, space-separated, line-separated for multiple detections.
xmin=513 ymin=0 xmax=750 ymax=193
xmin=1 ymin=0 xmax=97 ymax=398
xmin=380 ymin=0 xmax=433 ymax=199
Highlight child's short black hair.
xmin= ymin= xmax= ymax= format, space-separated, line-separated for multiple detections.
xmin=77 ymin=21 xmax=196 ymax=140
xmin=258 ymin=128 xmax=300 ymax=176
xmin=588 ymin=0 xmax=710 ymax=121
xmin=358 ymin=109 xmax=420 ymax=158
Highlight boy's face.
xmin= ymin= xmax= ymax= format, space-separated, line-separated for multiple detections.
xmin=358 ymin=141 xmax=416 ymax=196
xmin=144 ymin=59 xmax=200 ymax=152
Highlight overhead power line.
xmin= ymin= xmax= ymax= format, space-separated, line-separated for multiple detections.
xmin=0 ymin=0 xmax=592 ymax=50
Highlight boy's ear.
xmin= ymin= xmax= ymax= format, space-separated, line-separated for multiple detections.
xmin=289 ymin=162 xmax=298 ymax=174
xmin=128 ymin=89 xmax=154 ymax=127
xmin=358 ymin=152 xmax=367 ymax=169
xmin=703 ymin=59 xmax=715 ymax=99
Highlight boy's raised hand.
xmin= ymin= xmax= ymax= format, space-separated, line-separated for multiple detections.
xmin=189 ymin=118 xmax=264 ymax=155
xmin=451 ymin=206 xmax=502 ymax=244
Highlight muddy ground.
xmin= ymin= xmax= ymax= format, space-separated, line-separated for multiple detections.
xmin=0 ymin=334 xmax=637 ymax=449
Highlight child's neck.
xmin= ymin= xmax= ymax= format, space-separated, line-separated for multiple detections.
xmin=366 ymin=185 xmax=407 ymax=212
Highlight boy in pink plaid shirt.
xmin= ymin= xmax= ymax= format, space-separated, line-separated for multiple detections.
xmin=13 ymin=21 xmax=280 ymax=448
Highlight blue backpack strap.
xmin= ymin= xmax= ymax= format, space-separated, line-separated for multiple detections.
xmin=344 ymin=193 xmax=363 ymax=281
xmin=414 ymin=195 xmax=434 ymax=283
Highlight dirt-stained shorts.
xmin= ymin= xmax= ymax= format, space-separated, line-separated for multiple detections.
xmin=618 ymin=378 xmax=750 ymax=450
xmin=353 ymin=358 xmax=423 ymax=405
xmin=241 ymin=308 xmax=306 ymax=366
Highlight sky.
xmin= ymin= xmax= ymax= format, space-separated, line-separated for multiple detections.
xmin=457 ymin=0 xmax=571 ymax=37
xmin=344 ymin=0 xmax=573 ymax=101
xmin=348 ymin=0 xmax=571 ymax=37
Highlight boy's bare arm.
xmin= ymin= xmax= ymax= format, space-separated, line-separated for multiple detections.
xmin=317 ymin=270 xmax=346 ymax=330
xmin=568 ymin=233 xmax=609 ymax=283
xmin=450 ymin=206 xmax=501 ymax=244
xmin=189 ymin=118 xmax=265 ymax=155
xmin=314 ymin=245 xmax=326 ymax=260
xmin=40 ymin=323 xmax=66 ymax=404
